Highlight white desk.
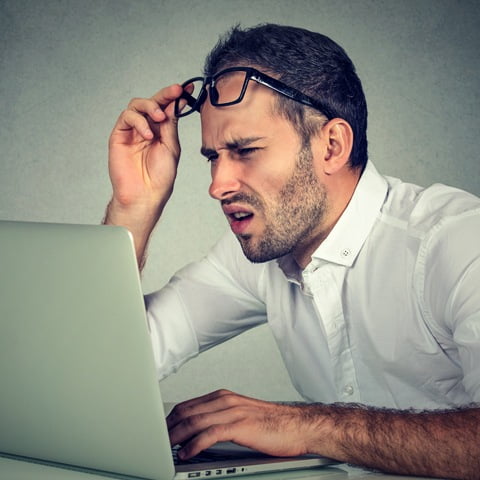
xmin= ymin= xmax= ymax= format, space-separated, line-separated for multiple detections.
xmin=0 ymin=456 xmax=442 ymax=480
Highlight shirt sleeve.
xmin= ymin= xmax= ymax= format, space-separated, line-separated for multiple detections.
xmin=422 ymin=207 xmax=480 ymax=404
xmin=144 ymin=231 xmax=268 ymax=379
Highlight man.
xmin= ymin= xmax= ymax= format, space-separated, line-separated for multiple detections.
xmin=104 ymin=24 xmax=480 ymax=479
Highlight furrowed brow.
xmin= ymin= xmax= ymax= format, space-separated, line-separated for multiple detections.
xmin=200 ymin=136 xmax=265 ymax=158
xmin=225 ymin=136 xmax=265 ymax=150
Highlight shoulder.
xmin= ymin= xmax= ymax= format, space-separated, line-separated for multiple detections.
xmin=386 ymin=182 xmax=480 ymax=334
xmin=380 ymin=176 xmax=480 ymax=237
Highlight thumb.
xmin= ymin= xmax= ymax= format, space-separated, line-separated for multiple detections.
xmin=160 ymin=101 xmax=182 ymax=158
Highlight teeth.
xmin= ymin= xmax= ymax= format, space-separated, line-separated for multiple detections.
xmin=233 ymin=212 xmax=251 ymax=220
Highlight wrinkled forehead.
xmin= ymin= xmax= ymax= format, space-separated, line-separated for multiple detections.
xmin=212 ymin=69 xmax=247 ymax=88
xmin=199 ymin=78 xmax=280 ymax=146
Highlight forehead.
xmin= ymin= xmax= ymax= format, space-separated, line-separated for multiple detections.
xmin=213 ymin=69 xmax=247 ymax=89
xmin=200 ymin=74 xmax=281 ymax=145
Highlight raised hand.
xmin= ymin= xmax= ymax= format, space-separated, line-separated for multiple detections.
xmin=105 ymin=84 xmax=185 ymax=265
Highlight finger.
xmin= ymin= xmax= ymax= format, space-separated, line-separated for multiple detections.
xmin=119 ymin=84 xmax=184 ymax=138
xmin=167 ymin=390 xmax=238 ymax=429
xmin=168 ymin=390 xmax=232 ymax=419
xmin=112 ymin=109 xmax=155 ymax=141
xmin=150 ymin=83 xmax=184 ymax=110
xmin=176 ymin=83 xmax=196 ymax=112
xmin=127 ymin=97 xmax=167 ymax=123
xmin=150 ymin=84 xmax=186 ymax=152
xmin=169 ymin=405 xmax=244 ymax=447
xmin=177 ymin=422 xmax=240 ymax=460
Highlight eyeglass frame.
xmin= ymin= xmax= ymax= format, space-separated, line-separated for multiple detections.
xmin=174 ymin=66 xmax=334 ymax=119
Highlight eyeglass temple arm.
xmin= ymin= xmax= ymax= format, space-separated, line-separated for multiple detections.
xmin=251 ymin=74 xmax=331 ymax=117
xmin=252 ymin=75 xmax=314 ymax=107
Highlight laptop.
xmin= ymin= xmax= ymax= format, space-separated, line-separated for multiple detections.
xmin=0 ymin=220 xmax=337 ymax=479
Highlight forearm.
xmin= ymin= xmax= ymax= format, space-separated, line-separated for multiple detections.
xmin=307 ymin=403 xmax=480 ymax=480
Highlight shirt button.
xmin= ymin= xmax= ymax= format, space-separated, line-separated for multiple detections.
xmin=340 ymin=248 xmax=351 ymax=258
xmin=343 ymin=385 xmax=354 ymax=396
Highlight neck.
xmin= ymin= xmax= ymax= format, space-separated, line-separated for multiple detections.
xmin=293 ymin=168 xmax=362 ymax=269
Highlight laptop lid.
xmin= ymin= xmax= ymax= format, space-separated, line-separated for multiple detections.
xmin=0 ymin=220 xmax=337 ymax=479
xmin=0 ymin=220 xmax=175 ymax=479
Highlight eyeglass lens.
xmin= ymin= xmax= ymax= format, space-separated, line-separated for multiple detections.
xmin=178 ymin=70 xmax=250 ymax=116
xmin=210 ymin=70 xmax=249 ymax=105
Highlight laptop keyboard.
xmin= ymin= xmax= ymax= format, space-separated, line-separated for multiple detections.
xmin=172 ymin=446 xmax=249 ymax=465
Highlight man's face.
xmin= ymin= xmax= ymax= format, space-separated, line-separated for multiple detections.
xmin=200 ymin=73 xmax=329 ymax=265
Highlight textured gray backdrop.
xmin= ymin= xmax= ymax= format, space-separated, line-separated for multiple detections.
xmin=1 ymin=0 xmax=479 ymax=402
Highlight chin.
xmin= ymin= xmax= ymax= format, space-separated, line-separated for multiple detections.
xmin=237 ymin=235 xmax=289 ymax=264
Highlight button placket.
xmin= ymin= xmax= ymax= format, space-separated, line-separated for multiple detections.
xmin=309 ymin=265 xmax=360 ymax=402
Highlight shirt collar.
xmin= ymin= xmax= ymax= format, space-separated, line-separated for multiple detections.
xmin=277 ymin=161 xmax=388 ymax=278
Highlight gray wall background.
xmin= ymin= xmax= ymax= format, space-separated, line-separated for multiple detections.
xmin=1 ymin=0 xmax=479 ymax=403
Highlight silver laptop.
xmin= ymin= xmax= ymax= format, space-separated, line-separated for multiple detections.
xmin=0 ymin=220 xmax=337 ymax=479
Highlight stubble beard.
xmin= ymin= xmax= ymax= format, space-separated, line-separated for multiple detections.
xmin=238 ymin=144 xmax=328 ymax=264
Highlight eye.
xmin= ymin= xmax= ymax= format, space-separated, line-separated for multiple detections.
xmin=237 ymin=147 xmax=259 ymax=156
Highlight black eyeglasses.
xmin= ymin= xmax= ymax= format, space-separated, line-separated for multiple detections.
xmin=174 ymin=66 xmax=333 ymax=119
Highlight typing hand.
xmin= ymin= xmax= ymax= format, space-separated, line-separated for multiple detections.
xmin=166 ymin=389 xmax=311 ymax=460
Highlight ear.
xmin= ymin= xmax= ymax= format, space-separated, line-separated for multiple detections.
xmin=317 ymin=118 xmax=354 ymax=175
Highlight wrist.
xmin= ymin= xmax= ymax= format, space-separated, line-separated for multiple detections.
xmin=103 ymin=197 xmax=165 ymax=269
xmin=104 ymin=197 xmax=163 ymax=230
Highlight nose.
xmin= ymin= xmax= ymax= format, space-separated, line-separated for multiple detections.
xmin=208 ymin=157 xmax=242 ymax=200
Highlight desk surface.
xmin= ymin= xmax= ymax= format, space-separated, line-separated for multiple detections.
xmin=0 ymin=456 xmax=441 ymax=480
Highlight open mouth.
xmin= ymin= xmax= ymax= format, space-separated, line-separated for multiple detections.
xmin=230 ymin=211 xmax=253 ymax=221
xmin=223 ymin=207 xmax=255 ymax=235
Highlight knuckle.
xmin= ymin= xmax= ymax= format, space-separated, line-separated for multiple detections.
xmin=183 ymin=413 xmax=202 ymax=429
xmin=216 ymin=388 xmax=233 ymax=395
xmin=174 ymin=403 xmax=194 ymax=418
xmin=205 ymin=423 xmax=227 ymax=442
xmin=169 ymin=405 xmax=186 ymax=422
xmin=127 ymin=97 xmax=142 ymax=108
xmin=223 ymin=393 xmax=242 ymax=408
xmin=215 ymin=389 xmax=235 ymax=401
xmin=176 ymin=410 xmax=208 ymax=431
xmin=119 ymin=108 xmax=140 ymax=124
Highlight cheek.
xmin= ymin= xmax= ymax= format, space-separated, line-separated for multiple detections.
xmin=248 ymin=176 xmax=287 ymax=210
xmin=250 ymin=151 xmax=299 ymax=194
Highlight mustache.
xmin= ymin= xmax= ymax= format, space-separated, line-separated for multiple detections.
xmin=221 ymin=193 xmax=262 ymax=209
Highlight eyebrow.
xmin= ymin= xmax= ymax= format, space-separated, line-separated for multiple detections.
xmin=200 ymin=136 xmax=265 ymax=158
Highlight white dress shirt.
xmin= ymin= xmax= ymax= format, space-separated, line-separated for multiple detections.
xmin=145 ymin=161 xmax=480 ymax=410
